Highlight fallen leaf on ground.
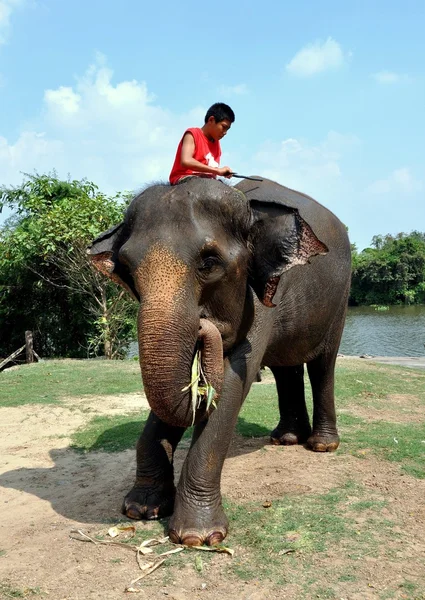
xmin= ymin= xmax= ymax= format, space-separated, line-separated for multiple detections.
xmin=140 ymin=536 xmax=169 ymax=547
xmin=136 ymin=546 xmax=153 ymax=555
xmin=128 ymin=558 xmax=166 ymax=585
xmin=185 ymin=545 xmax=234 ymax=556
xmin=108 ymin=527 xmax=119 ymax=538
xmin=158 ymin=547 xmax=184 ymax=557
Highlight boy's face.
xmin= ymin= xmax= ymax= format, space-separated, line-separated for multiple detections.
xmin=207 ymin=117 xmax=232 ymax=141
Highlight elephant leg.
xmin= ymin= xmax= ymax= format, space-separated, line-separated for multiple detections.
xmin=168 ymin=352 xmax=256 ymax=546
xmin=306 ymin=353 xmax=339 ymax=452
xmin=270 ymin=365 xmax=312 ymax=445
xmin=122 ymin=411 xmax=185 ymax=520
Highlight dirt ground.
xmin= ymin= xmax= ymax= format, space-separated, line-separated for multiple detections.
xmin=1 ymin=366 xmax=425 ymax=600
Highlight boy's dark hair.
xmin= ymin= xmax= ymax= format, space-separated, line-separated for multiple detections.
xmin=204 ymin=102 xmax=235 ymax=124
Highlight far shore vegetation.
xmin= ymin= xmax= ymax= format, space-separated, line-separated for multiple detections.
xmin=1 ymin=172 xmax=424 ymax=360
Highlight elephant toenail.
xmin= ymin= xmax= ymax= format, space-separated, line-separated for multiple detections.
xmin=126 ymin=503 xmax=147 ymax=520
xmin=180 ymin=532 xmax=203 ymax=547
xmin=168 ymin=529 xmax=182 ymax=545
xmin=206 ymin=531 xmax=225 ymax=546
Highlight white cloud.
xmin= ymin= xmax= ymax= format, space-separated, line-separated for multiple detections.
xmin=218 ymin=83 xmax=248 ymax=96
xmin=251 ymin=131 xmax=359 ymax=197
xmin=366 ymin=167 xmax=422 ymax=195
xmin=44 ymin=86 xmax=81 ymax=115
xmin=286 ymin=37 xmax=346 ymax=77
xmin=372 ymin=70 xmax=410 ymax=84
xmin=0 ymin=0 xmax=23 ymax=45
xmin=0 ymin=56 xmax=208 ymax=195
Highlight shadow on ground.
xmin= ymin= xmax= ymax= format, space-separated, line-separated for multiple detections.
xmin=0 ymin=416 xmax=294 ymax=524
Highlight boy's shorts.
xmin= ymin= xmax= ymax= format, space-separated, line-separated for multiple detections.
xmin=174 ymin=174 xmax=215 ymax=185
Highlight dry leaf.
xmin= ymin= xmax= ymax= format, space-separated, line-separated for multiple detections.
xmin=70 ymin=529 xmax=138 ymax=552
xmin=108 ymin=527 xmax=119 ymax=538
xmin=158 ymin=547 xmax=184 ymax=557
xmin=129 ymin=559 xmax=166 ymax=584
xmin=118 ymin=525 xmax=136 ymax=536
xmin=185 ymin=545 xmax=234 ymax=556
xmin=108 ymin=525 xmax=136 ymax=538
xmin=136 ymin=546 xmax=153 ymax=555
xmin=138 ymin=536 xmax=169 ymax=548
xmin=140 ymin=538 xmax=157 ymax=547
xmin=157 ymin=536 xmax=169 ymax=544
xmin=136 ymin=550 xmax=155 ymax=571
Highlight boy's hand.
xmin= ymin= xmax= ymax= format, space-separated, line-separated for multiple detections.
xmin=217 ymin=166 xmax=233 ymax=178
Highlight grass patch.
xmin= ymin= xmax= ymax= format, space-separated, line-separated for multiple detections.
xmin=223 ymin=479 xmax=394 ymax=588
xmin=87 ymin=481 xmax=385 ymax=594
xmin=70 ymin=413 xmax=148 ymax=453
xmin=71 ymin=412 xmax=195 ymax=453
xmin=335 ymin=360 xmax=425 ymax=410
xmin=340 ymin=417 xmax=425 ymax=478
xmin=0 ymin=359 xmax=143 ymax=407
xmin=236 ymin=383 xmax=276 ymax=437
xmin=0 ymin=582 xmax=42 ymax=597
xmin=238 ymin=362 xmax=425 ymax=478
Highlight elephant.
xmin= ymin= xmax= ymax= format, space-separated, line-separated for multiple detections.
xmin=88 ymin=176 xmax=351 ymax=547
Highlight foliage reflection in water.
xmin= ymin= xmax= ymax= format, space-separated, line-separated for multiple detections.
xmin=340 ymin=305 xmax=425 ymax=357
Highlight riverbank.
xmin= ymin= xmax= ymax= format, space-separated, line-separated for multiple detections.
xmin=340 ymin=354 xmax=425 ymax=370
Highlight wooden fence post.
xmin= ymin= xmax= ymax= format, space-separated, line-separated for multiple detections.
xmin=25 ymin=330 xmax=34 ymax=364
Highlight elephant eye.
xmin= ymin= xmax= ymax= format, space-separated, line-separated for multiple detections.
xmin=199 ymin=254 xmax=224 ymax=275
xmin=200 ymin=256 xmax=220 ymax=271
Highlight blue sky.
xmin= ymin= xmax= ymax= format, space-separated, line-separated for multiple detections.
xmin=1 ymin=0 xmax=424 ymax=250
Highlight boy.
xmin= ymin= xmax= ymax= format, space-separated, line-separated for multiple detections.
xmin=169 ymin=102 xmax=235 ymax=185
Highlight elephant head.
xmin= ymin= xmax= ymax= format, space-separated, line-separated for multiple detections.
xmin=87 ymin=178 xmax=327 ymax=428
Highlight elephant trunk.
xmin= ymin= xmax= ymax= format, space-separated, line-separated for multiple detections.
xmin=137 ymin=307 xmax=224 ymax=428
xmin=198 ymin=318 xmax=224 ymax=401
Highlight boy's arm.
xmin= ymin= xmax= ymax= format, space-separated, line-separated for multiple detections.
xmin=180 ymin=133 xmax=233 ymax=177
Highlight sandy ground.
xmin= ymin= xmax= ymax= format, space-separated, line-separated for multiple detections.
xmin=359 ymin=355 xmax=425 ymax=370
xmin=0 ymin=363 xmax=425 ymax=599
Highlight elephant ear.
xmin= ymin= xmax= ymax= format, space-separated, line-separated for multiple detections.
xmin=87 ymin=223 xmax=139 ymax=301
xmin=248 ymin=199 xmax=328 ymax=308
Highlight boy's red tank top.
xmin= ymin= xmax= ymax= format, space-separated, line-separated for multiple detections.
xmin=169 ymin=128 xmax=221 ymax=184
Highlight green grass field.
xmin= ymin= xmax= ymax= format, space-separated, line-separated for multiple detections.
xmin=0 ymin=358 xmax=143 ymax=407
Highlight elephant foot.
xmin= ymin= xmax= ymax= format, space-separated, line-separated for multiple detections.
xmin=168 ymin=497 xmax=229 ymax=547
xmin=307 ymin=432 xmax=340 ymax=452
xmin=270 ymin=425 xmax=312 ymax=446
xmin=122 ymin=479 xmax=175 ymax=520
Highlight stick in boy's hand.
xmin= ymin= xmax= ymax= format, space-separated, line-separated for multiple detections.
xmin=230 ymin=174 xmax=264 ymax=181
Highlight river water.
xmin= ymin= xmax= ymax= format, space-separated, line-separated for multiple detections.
xmin=128 ymin=305 xmax=425 ymax=360
xmin=340 ymin=305 xmax=425 ymax=357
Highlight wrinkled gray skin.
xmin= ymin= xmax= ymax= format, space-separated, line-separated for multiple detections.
xmin=88 ymin=177 xmax=351 ymax=547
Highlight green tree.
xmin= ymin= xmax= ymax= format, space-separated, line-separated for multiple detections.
xmin=350 ymin=231 xmax=425 ymax=305
xmin=0 ymin=173 xmax=136 ymax=358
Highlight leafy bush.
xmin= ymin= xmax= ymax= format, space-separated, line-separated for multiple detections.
xmin=0 ymin=173 xmax=136 ymax=358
